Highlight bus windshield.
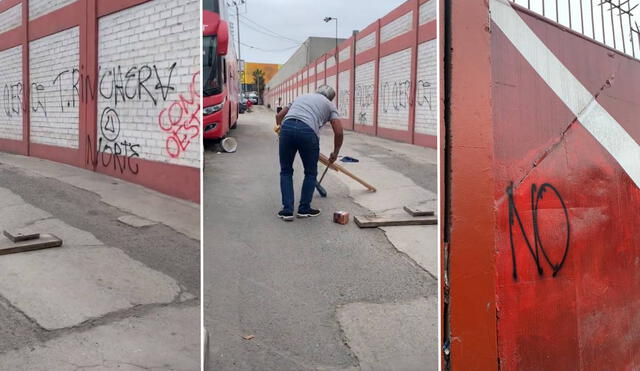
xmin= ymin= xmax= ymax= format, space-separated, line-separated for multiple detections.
xmin=203 ymin=0 xmax=220 ymax=13
xmin=203 ymin=35 xmax=223 ymax=97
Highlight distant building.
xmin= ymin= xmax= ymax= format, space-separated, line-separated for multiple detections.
xmin=266 ymin=36 xmax=346 ymax=91
xmin=242 ymin=62 xmax=281 ymax=93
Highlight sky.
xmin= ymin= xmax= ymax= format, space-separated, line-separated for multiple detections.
xmin=512 ymin=0 xmax=640 ymax=57
xmin=224 ymin=0 xmax=408 ymax=64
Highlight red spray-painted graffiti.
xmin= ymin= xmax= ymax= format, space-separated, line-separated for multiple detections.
xmin=158 ymin=72 xmax=200 ymax=158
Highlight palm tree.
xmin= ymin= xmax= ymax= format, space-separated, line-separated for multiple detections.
xmin=252 ymin=69 xmax=266 ymax=104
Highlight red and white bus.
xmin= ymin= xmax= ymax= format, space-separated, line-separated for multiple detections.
xmin=202 ymin=1 xmax=239 ymax=141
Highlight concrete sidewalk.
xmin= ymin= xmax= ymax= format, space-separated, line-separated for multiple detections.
xmin=0 ymin=153 xmax=199 ymax=240
xmin=0 ymin=156 xmax=200 ymax=370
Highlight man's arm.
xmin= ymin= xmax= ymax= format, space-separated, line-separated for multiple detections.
xmin=329 ymin=118 xmax=343 ymax=163
xmin=275 ymin=106 xmax=289 ymax=126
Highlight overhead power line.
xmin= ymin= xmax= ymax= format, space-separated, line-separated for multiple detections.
xmin=238 ymin=14 xmax=302 ymax=44
xmin=240 ymin=42 xmax=300 ymax=52
xmin=239 ymin=19 xmax=302 ymax=45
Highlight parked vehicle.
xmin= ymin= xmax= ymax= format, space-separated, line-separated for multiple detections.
xmin=202 ymin=1 xmax=239 ymax=140
xmin=248 ymin=93 xmax=259 ymax=104
xmin=239 ymin=96 xmax=247 ymax=114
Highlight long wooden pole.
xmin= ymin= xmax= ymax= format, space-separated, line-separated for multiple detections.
xmin=318 ymin=153 xmax=377 ymax=192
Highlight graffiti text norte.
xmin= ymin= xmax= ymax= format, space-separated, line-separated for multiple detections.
xmin=506 ymin=182 xmax=570 ymax=281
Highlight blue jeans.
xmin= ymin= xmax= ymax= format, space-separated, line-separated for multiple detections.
xmin=279 ymin=119 xmax=319 ymax=213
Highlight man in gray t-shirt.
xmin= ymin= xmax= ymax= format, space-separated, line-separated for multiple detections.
xmin=274 ymin=85 xmax=344 ymax=221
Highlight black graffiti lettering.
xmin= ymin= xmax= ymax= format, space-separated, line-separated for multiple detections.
xmin=124 ymin=66 xmax=138 ymax=100
xmin=3 ymin=83 xmax=24 ymax=117
xmin=99 ymin=68 xmax=114 ymax=100
xmin=2 ymin=84 xmax=9 ymax=117
xmin=417 ymin=79 xmax=432 ymax=110
xmin=137 ymin=65 xmax=156 ymax=105
xmin=381 ymin=82 xmax=389 ymax=113
xmin=53 ymin=70 xmax=70 ymax=110
xmin=154 ymin=62 xmax=177 ymax=100
xmin=30 ymin=83 xmax=47 ymax=117
xmin=380 ymin=79 xmax=411 ymax=113
xmin=86 ymin=135 xmax=140 ymax=176
xmin=506 ymin=182 xmax=571 ymax=281
xmin=72 ymin=68 xmax=80 ymax=107
xmin=126 ymin=141 xmax=140 ymax=175
xmin=113 ymin=66 xmax=126 ymax=107
xmin=97 ymin=63 xmax=176 ymax=106
xmin=101 ymin=141 xmax=113 ymax=168
xmin=358 ymin=112 xmax=367 ymax=124
xmin=338 ymin=89 xmax=350 ymax=117
xmin=84 ymin=73 xmax=97 ymax=102
xmin=354 ymin=83 xmax=374 ymax=124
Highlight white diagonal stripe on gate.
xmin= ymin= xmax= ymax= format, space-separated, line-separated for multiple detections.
xmin=490 ymin=0 xmax=640 ymax=188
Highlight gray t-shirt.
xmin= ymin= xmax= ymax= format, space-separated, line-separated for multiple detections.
xmin=284 ymin=93 xmax=339 ymax=135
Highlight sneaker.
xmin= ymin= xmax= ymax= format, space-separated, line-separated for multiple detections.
xmin=278 ymin=210 xmax=294 ymax=221
xmin=297 ymin=208 xmax=321 ymax=218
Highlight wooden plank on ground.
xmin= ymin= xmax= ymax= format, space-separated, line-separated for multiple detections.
xmin=3 ymin=230 xmax=40 ymax=242
xmin=403 ymin=205 xmax=435 ymax=217
xmin=354 ymin=214 xmax=438 ymax=228
xmin=0 ymin=234 xmax=63 ymax=255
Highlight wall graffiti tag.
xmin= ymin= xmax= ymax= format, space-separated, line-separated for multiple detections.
xmin=2 ymin=82 xmax=24 ymax=117
xmin=416 ymin=79 xmax=433 ymax=110
xmin=338 ymin=88 xmax=350 ymax=118
xmin=354 ymin=83 xmax=374 ymax=125
xmin=506 ymin=182 xmax=571 ymax=281
xmin=86 ymin=107 xmax=141 ymax=175
xmin=157 ymin=71 xmax=200 ymax=159
xmin=380 ymin=79 xmax=411 ymax=113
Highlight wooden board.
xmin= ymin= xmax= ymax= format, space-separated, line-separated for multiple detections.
xmin=0 ymin=234 xmax=63 ymax=255
xmin=318 ymin=153 xmax=377 ymax=192
xmin=354 ymin=215 xmax=438 ymax=228
xmin=3 ymin=230 xmax=40 ymax=242
xmin=403 ymin=205 xmax=435 ymax=217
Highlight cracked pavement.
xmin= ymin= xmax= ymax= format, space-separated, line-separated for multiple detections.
xmin=203 ymin=107 xmax=438 ymax=370
xmin=0 ymin=159 xmax=200 ymax=370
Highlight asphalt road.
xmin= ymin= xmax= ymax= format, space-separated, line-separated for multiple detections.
xmin=203 ymin=108 xmax=436 ymax=370
xmin=0 ymin=162 xmax=200 ymax=355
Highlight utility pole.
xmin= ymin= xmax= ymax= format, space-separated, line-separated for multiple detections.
xmin=232 ymin=0 xmax=245 ymax=92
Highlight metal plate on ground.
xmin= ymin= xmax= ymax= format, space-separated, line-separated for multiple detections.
xmin=354 ymin=215 xmax=438 ymax=228
xmin=0 ymin=234 xmax=63 ymax=255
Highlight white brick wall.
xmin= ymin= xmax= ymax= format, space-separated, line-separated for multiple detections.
xmin=354 ymin=61 xmax=375 ymax=126
xmin=0 ymin=46 xmax=23 ymax=140
xmin=0 ymin=4 xmax=22 ymax=34
xmin=98 ymin=0 xmax=200 ymax=168
xmin=415 ymin=40 xmax=437 ymax=135
xmin=419 ymin=0 xmax=436 ymax=25
xmin=317 ymin=62 xmax=325 ymax=73
xmin=309 ymin=67 xmax=315 ymax=77
xmin=339 ymin=46 xmax=351 ymax=62
xmin=337 ymin=70 xmax=350 ymax=118
xmin=356 ymin=32 xmax=376 ymax=54
xmin=378 ymin=48 xmax=412 ymax=131
xmin=29 ymin=27 xmax=80 ymax=149
xmin=29 ymin=0 xmax=76 ymax=20
xmin=381 ymin=11 xmax=413 ymax=43
xmin=326 ymin=56 xmax=336 ymax=68
xmin=326 ymin=74 xmax=336 ymax=93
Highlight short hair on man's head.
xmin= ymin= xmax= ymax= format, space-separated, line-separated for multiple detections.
xmin=315 ymin=85 xmax=336 ymax=101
